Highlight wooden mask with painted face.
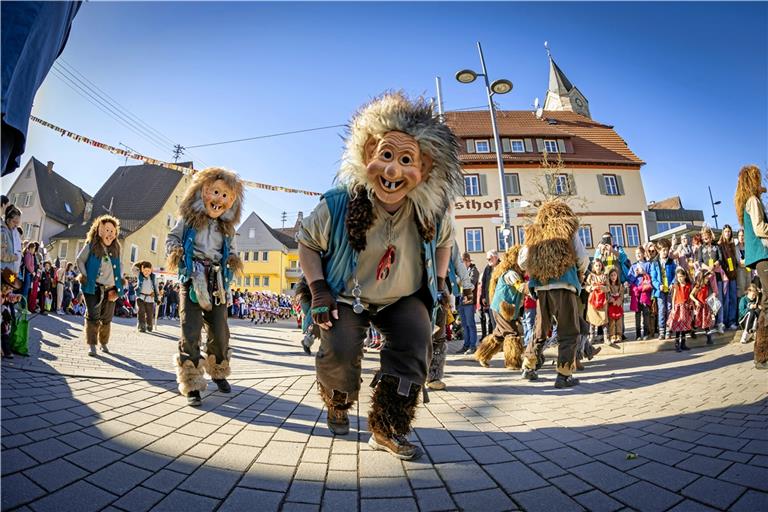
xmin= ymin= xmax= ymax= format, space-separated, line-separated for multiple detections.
xmin=202 ymin=179 xmax=236 ymax=219
xmin=363 ymin=131 xmax=432 ymax=209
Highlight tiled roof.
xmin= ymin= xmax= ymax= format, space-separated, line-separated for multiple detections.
xmin=236 ymin=212 xmax=298 ymax=251
xmin=29 ymin=157 xmax=92 ymax=225
xmin=52 ymin=162 xmax=186 ymax=240
xmin=649 ymin=196 xmax=683 ymax=210
xmin=443 ymin=110 xmax=643 ymax=166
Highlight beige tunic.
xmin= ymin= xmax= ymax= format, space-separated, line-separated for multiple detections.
xmin=586 ymin=272 xmax=608 ymax=326
xmin=297 ymin=197 xmax=454 ymax=308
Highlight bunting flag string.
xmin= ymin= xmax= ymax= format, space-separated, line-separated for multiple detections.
xmin=29 ymin=115 xmax=322 ymax=197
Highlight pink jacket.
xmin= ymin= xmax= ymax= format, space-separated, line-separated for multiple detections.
xmin=630 ymin=274 xmax=653 ymax=312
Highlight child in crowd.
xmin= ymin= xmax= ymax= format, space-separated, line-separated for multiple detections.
xmin=135 ymin=261 xmax=159 ymax=333
xmin=630 ymin=263 xmax=653 ymax=340
xmin=586 ymin=258 xmax=608 ymax=344
xmin=718 ymin=225 xmax=739 ymax=330
xmin=668 ymin=268 xmax=693 ymax=352
xmin=651 ymin=238 xmax=677 ymax=340
xmin=692 ymin=269 xmax=715 ymax=342
xmin=1 ymin=268 xmax=23 ymax=359
xmin=739 ymin=284 xmax=760 ymax=344
xmin=606 ymin=266 xmax=624 ymax=345
xmin=698 ymin=226 xmax=725 ymax=333
xmin=522 ymin=275 xmax=537 ymax=347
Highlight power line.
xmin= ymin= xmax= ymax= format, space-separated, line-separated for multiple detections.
xmin=50 ymin=65 xmax=172 ymax=156
xmin=186 ymin=124 xmax=347 ymax=149
xmin=57 ymin=59 xmax=177 ymax=148
xmin=49 ymin=67 xmax=172 ymax=156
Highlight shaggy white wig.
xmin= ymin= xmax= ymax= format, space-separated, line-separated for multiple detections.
xmin=337 ymin=91 xmax=464 ymax=228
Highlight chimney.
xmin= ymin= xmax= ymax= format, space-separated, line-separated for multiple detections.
xmin=294 ymin=211 xmax=304 ymax=229
xmin=83 ymin=201 xmax=93 ymax=223
xmin=47 ymin=161 xmax=54 ymax=173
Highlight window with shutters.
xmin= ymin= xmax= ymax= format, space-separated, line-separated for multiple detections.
xmin=517 ymin=226 xmax=526 ymax=244
xmin=465 ymin=228 xmax=484 ymax=253
xmin=510 ymin=139 xmax=525 ymax=153
xmin=23 ymin=193 xmax=33 ymax=207
xmin=150 ymin=236 xmax=158 ymax=253
xmin=626 ymin=224 xmax=640 ymax=247
xmin=578 ymin=226 xmax=593 ymax=249
xmin=544 ymin=140 xmax=559 ymax=153
xmin=503 ymin=173 xmax=521 ymax=196
xmin=58 ymin=241 xmax=69 ymax=259
xmin=554 ymin=174 xmax=569 ymax=195
xmin=497 ymin=227 xmax=513 ymax=251
xmin=130 ymin=245 xmax=138 ymax=264
xmin=609 ymin=225 xmax=625 ymax=248
xmin=464 ymin=175 xmax=480 ymax=196
xmin=474 ymin=140 xmax=490 ymax=153
xmin=604 ymin=175 xmax=619 ymax=195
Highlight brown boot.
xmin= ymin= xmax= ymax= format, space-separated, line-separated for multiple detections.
xmin=98 ymin=322 xmax=111 ymax=353
xmin=318 ymin=383 xmax=353 ymax=436
xmin=85 ymin=321 xmax=99 ymax=356
xmin=475 ymin=335 xmax=502 ymax=367
xmin=368 ymin=431 xmax=419 ymax=460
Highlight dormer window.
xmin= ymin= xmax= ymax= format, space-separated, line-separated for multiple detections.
xmin=544 ymin=140 xmax=559 ymax=153
xmin=510 ymin=139 xmax=525 ymax=153
xmin=474 ymin=140 xmax=490 ymax=153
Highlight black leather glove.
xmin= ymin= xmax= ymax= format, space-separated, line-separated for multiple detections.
xmin=437 ymin=277 xmax=450 ymax=306
xmin=309 ymin=279 xmax=337 ymax=327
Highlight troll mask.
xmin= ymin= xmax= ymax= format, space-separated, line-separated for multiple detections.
xmin=201 ymin=179 xmax=236 ymax=219
xmin=363 ymin=131 xmax=432 ymax=209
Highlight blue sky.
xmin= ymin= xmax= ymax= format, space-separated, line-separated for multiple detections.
xmin=4 ymin=1 xmax=766 ymax=229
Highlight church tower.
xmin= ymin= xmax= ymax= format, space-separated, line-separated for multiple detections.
xmin=543 ymin=48 xmax=591 ymax=119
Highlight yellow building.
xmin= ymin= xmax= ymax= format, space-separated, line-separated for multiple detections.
xmin=49 ymin=162 xmax=191 ymax=277
xmin=233 ymin=212 xmax=300 ymax=294
xmin=444 ymin=54 xmax=645 ymax=255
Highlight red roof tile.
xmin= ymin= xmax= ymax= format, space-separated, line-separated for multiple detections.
xmin=443 ymin=110 xmax=644 ymax=166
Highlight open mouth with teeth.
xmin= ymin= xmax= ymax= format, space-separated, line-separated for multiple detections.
xmin=209 ymin=203 xmax=225 ymax=212
xmin=379 ymin=176 xmax=405 ymax=192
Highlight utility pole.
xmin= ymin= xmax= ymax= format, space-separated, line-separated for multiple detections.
xmin=281 ymin=211 xmax=287 ymax=229
xmin=708 ymin=185 xmax=722 ymax=229
xmin=172 ymin=144 xmax=185 ymax=162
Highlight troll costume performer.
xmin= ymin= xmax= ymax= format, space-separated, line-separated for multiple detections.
xmin=167 ymin=167 xmax=244 ymax=406
xmin=297 ymin=92 xmax=463 ymax=460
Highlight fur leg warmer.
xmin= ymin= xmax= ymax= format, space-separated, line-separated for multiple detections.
xmin=755 ymin=313 xmax=768 ymax=364
xmin=503 ymin=335 xmax=524 ymax=370
xmin=174 ymin=354 xmax=208 ymax=395
xmin=475 ymin=335 xmax=503 ymax=366
xmin=98 ymin=322 xmax=111 ymax=346
xmin=368 ymin=375 xmax=420 ymax=438
xmin=203 ymin=350 xmax=232 ymax=380
xmin=318 ymin=382 xmax=354 ymax=411
xmin=85 ymin=321 xmax=99 ymax=346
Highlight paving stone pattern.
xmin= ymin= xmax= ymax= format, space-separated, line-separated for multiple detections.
xmin=1 ymin=315 xmax=767 ymax=511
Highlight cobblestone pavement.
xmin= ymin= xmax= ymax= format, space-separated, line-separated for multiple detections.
xmin=2 ymin=314 xmax=767 ymax=511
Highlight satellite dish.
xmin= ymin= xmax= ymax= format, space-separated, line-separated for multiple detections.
xmin=535 ymin=107 xmax=544 ymax=119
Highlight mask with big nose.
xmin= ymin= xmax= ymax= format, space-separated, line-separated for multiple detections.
xmin=201 ymin=179 xmax=236 ymax=218
xmin=364 ymin=131 xmax=432 ymax=209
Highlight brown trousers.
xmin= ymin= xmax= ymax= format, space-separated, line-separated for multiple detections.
xmin=137 ymin=298 xmax=155 ymax=330
xmin=754 ymin=261 xmax=768 ymax=364
xmin=492 ymin=310 xmax=522 ymax=339
xmin=317 ymin=293 xmax=431 ymax=402
xmin=84 ymin=285 xmax=116 ymax=346
xmin=178 ymin=281 xmax=230 ymax=366
xmin=523 ymin=288 xmax=581 ymax=376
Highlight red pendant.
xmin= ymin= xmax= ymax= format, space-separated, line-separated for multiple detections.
xmin=376 ymin=245 xmax=396 ymax=281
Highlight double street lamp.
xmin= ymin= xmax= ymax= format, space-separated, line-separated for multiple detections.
xmin=456 ymin=42 xmax=514 ymax=248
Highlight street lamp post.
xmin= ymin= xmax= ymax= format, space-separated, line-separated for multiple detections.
xmin=708 ymin=185 xmax=721 ymax=229
xmin=456 ymin=42 xmax=514 ymax=248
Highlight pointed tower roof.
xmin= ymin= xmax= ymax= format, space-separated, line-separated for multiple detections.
xmin=548 ymin=56 xmax=574 ymax=94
